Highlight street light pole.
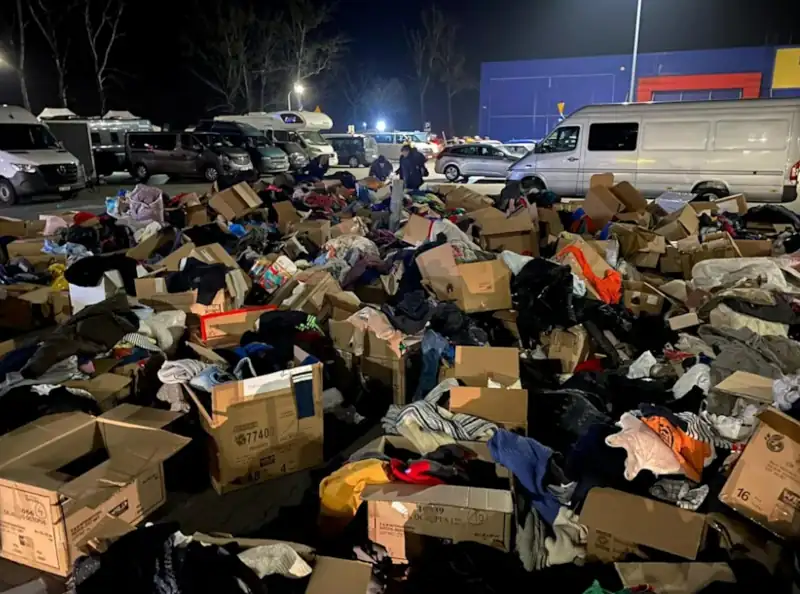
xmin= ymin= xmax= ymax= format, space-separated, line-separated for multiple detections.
xmin=628 ymin=0 xmax=643 ymax=103
xmin=288 ymin=83 xmax=305 ymax=110
xmin=287 ymin=91 xmax=292 ymax=110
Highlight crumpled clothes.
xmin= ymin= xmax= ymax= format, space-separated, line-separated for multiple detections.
xmin=691 ymin=257 xmax=798 ymax=293
xmin=501 ymin=250 xmax=533 ymax=275
xmin=640 ymin=416 xmax=713 ymax=483
xmin=43 ymin=239 xmax=92 ymax=264
xmin=672 ymin=363 xmax=711 ymax=399
xmin=133 ymin=221 xmax=163 ymax=244
xmin=649 ymin=478 xmax=710 ymax=511
xmin=42 ymin=214 xmax=69 ymax=236
xmin=430 ymin=218 xmax=481 ymax=251
xmin=322 ymin=234 xmax=380 ymax=260
xmin=627 ymin=351 xmax=656 ymax=379
xmin=605 ymin=413 xmax=683 ymax=480
xmin=344 ymin=307 xmax=407 ymax=358
xmin=451 ymin=240 xmax=495 ymax=264
xmin=774 ymin=373 xmax=800 ymax=412
xmin=544 ymin=507 xmax=587 ymax=567
xmin=0 ymin=356 xmax=87 ymax=397
xmin=137 ymin=310 xmax=186 ymax=354
xmin=709 ymin=302 xmax=789 ymax=337
xmin=238 ymin=544 xmax=312 ymax=579
xmin=556 ymin=244 xmax=622 ymax=304
xmin=319 ymin=459 xmax=392 ymax=520
xmin=157 ymin=359 xmax=209 ymax=413
xmin=127 ymin=184 xmax=164 ymax=223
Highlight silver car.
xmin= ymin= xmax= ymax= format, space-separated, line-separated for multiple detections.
xmin=434 ymin=143 xmax=519 ymax=181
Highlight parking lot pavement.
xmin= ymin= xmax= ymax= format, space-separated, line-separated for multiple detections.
xmin=0 ymin=166 xmax=509 ymax=219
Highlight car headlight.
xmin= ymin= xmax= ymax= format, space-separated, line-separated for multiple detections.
xmin=11 ymin=163 xmax=37 ymax=174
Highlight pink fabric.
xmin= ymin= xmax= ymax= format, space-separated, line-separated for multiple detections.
xmin=128 ymin=184 xmax=165 ymax=223
xmin=605 ymin=413 xmax=682 ymax=480
xmin=42 ymin=215 xmax=68 ymax=236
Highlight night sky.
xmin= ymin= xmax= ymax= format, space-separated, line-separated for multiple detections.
xmin=0 ymin=0 xmax=795 ymax=135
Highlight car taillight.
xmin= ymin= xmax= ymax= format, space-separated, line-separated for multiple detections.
xmin=791 ymin=160 xmax=800 ymax=184
xmin=436 ymin=152 xmax=445 ymax=160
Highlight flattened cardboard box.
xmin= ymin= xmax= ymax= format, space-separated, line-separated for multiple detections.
xmin=184 ymin=346 xmax=324 ymax=494
xmin=546 ymin=325 xmax=590 ymax=373
xmin=623 ymin=281 xmax=666 ymax=317
xmin=359 ymin=436 xmax=512 ymax=562
xmin=581 ymin=487 xmax=707 ymax=562
xmin=0 ymin=404 xmax=189 ymax=576
xmin=719 ymin=408 xmax=800 ymax=538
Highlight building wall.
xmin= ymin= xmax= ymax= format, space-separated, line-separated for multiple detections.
xmin=479 ymin=46 xmax=800 ymax=141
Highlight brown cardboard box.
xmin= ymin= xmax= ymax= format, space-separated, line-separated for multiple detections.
xmin=0 ymin=217 xmax=44 ymax=238
xmin=712 ymin=371 xmax=774 ymax=406
xmin=293 ymin=219 xmax=332 ymax=248
xmin=0 ymin=284 xmax=59 ymax=331
xmin=668 ymin=312 xmax=701 ymax=331
xmin=713 ymin=193 xmax=748 ymax=215
xmin=274 ymin=201 xmax=302 ymax=234
xmin=184 ymin=347 xmax=323 ymax=494
xmin=546 ymin=325 xmax=590 ymax=372
xmin=63 ymin=373 xmax=133 ymax=411
xmin=401 ymin=215 xmax=433 ymax=247
xmin=452 ymin=346 xmax=520 ymax=387
xmin=735 ymin=239 xmax=772 ymax=258
xmin=6 ymin=238 xmax=46 ymax=259
xmin=609 ymin=181 xmax=648 ymax=213
xmin=660 ymin=246 xmax=684 ymax=275
xmin=583 ymin=185 xmax=625 ymax=228
xmin=623 ymin=281 xmax=666 ymax=316
xmin=435 ymin=185 xmax=493 ymax=211
xmin=271 ymin=270 xmax=341 ymax=320
xmin=581 ymin=487 xmax=707 ymax=562
xmin=537 ymin=207 xmax=564 ymax=238
xmin=719 ymin=408 xmax=800 ymax=538
xmin=654 ymin=206 xmax=700 ymax=241
xmin=179 ymin=193 xmax=209 ymax=227
xmin=555 ymin=236 xmax=617 ymax=301
xmin=590 ymin=172 xmax=615 ymax=188
xmin=360 ymin=436 xmax=512 ymax=562
xmin=135 ymin=276 xmax=196 ymax=312
xmin=0 ymin=404 xmax=189 ymax=575
xmin=417 ymin=244 xmax=512 ymax=313
xmin=209 ymin=182 xmax=263 ymax=221
xmin=196 ymin=305 xmax=276 ymax=348
xmin=326 ymin=291 xmax=362 ymax=321
xmin=615 ymin=563 xmax=736 ymax=593
xmin=155 ymin=242 xmax=196 ymax=272
xmin=472 ymin=208 xmax=539 ymax=256
xmin=449 ymin=386 xmax=527 ymax=432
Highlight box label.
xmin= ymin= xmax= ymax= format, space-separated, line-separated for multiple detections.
xmin=0 ymin=485 xmax=61 ymax=571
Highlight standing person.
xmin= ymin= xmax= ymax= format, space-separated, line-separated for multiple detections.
xmin=397 ymin=145 xmax=427 ymax=191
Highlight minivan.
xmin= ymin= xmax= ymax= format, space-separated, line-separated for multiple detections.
xmin=506 ymin=98 xmax=800 ymax=202
xmin=194 ymin=120 xmax=291 ymax=174
xmin=126 ymin=131 xmax=253 ymax=182
xmin=325 ymin=134 xmax=379 ymax=167
xmin=0 ymin=106 xmax=86 ymax=205
xmin=366 ymin=131 xmax=437 ymax=160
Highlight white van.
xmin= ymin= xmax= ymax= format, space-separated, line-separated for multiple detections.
xmin=507 ymin=98 xmax=800 ymax=203
xmin=365 ymin=131 xmax=437 ymax=160
xmin=0 ymin=106 xmax=86 ymax=205
xmin=216 ymin=111 xmax=338 ymax=166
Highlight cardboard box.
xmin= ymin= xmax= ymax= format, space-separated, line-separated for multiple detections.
xmin=452 ymin=346 xmax=520 ymax=387
xmin=155 ymin=242 xmax=196 ymax=272
xmin=69 ymin=270 xmax=125 ymax=314
xmin=209 ymin=182 xmax=263 ymax=221
xmin=555 ymin=236 xmax=616 ymax=302
xmin=416 ymin=244 xmax=512 ymax=313
xmin=435 ymin=185 xmax=493 ymax=212
xmin=63 ymin=373 xmax=133 ymax=411
xmin=449 ymin=386 xmax=527 ymax=432
xmin=654 ymin=206 xmax=700 ymax=241
xmin=401 ymin=215 xmax=432 ymax=247
xmin=0 ymin=284 xmax=58 ymax=331
xmin=581 ymin=487 xmax=707 ymax=562
xmin=537 ymin=207 xmax=564 ymax=238
xmin=197 ymin=305 xmax=275 ymax=348
xmin=668 ymin=312 xmax=700 ymax=331
xmin=134 ymin=276 xmax=196 ymax=312
xmin=546 ymin=325 xmax=590 ymax=373
xmin=0 ymin=217 xmax=45 ymax=238
xmin=293 ymin=219 xmax=332 ymax=248
xmin=184 ymin=346 xmax=323 ymax=494
xmin=471 ymin=208 xmax=539 ymax=256
xmin=360 ymin=436 xmax=512 ymax=561
xmin=623 ymin=281 xmax=666 ymax=317
xmin=712 ymin=371 xmax=774 ymax=406
xmin=0 ymin=404 xmax=189 ymax=575
xmin=615 ymin=563 xmax=736 ymax=593
xmin=719 ymin=407 xmax=800 ymax=538
xmin=713 ymin=193 xmax=748 ymax=215
xmin=583 ymin=185 xmax=625 ymax=228
xmin=271 ymin=270 xmax=340 ymax=320
xmin=609 ymin=181 xmax=648 ymax=213
xmin=274 ymin=201 xmax=302 ymax=234
xmin=6 ymin=238 xmax=46 ymax=259
xmin=179 ymin=193 xmax=209 ymax=227
xmin=735 ymin=239 xmax=772 ymax=258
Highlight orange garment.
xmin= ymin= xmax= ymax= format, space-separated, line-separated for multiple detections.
xmin=641 ymin=416 xmax=712 ymax=482
xmin=557 ymin=245 xmax=622 ymax=304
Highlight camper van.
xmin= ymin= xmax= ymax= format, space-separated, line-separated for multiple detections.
xmin=39 ymin=109 xmax=154 ymax=179
xmin=216 ymin=111 xmax=338 ymax=166
xmin=0 ymin=106 xmax=86 ymax=204
xmin=506 ymin=98 xmax=800 ymax=203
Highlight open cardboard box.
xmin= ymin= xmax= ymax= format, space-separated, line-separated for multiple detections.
xmin=0 ymin=283 xmax=61 ymax=331
xmin=555 ymin=235 xmax=617 ymax=302
xmin=209 ymin=182 xmax=263 ymax=221
xmin=0 ymin=404 xmax=189 ymax=576
xmin=434 ymin=185 xmax=494 ymax=212
xmin=183 ymin=346 xmax=323 ymax=494
xmin=358 ymin=436 xmax=513 ymax=562
xmin=0 ymin=217 xmax=45 ymax=238
xmin=471 ymin=207 xmax=539 ymax=256
xmin=582 ymin=174 xmax=648 ymax=228
xmin=416 ymin=244 xmax=512 ymax=313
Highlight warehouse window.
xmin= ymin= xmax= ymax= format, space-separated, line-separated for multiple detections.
xmin=539 ymin=126 xmax=579 ymax=153
xmin=588 ymin=123 xmax=639 ymax=151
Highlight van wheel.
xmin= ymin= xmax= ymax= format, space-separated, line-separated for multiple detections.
xmin=693 ymin=186 xmax=727 ymax=201
xmin=203 ymin=166 xmax=219 ymax=182
xmin=132 ymin=163 xmax=150 ymax=182
xmin=521 ymin=177 xmax=546 ymax=193
xmin=348 ymin=156 xmax=360 ymax=168
xmin=0 ymin=179 xmax=18 ymax=205
xmin=443 ymin=164 xmax=461 ymax=182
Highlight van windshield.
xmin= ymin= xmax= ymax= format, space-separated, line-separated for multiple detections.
xmin=0 ymin=124 xmax=61 ymax=151
xmin=299 ymin=131 xmax=328 ymax=146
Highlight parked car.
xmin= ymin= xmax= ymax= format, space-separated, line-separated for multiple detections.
xmin=194 ymin=120 xmax=290 ymax=174
xmin=364 ymin=131 xmax=437 ymax=160
xmin=325 ymin=133 xmax=379 ymax=167
xmin=272 ymin=140 xmax=309 ymax=171
xmin=0 ymin=106 xmax=86 ymax=204
xmin=506 ymin=97 xmax=800 ymax=202
xmin=126 ymin=131 xmax=253 ymax=182
xmin=434 ymin=143 xmax=519 ymax=181
xmin=503 ymin=143 xmax=536 ymax=157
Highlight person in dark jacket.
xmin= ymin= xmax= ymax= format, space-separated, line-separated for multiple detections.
xmin=368 ymin=155 xmax=393 ymax=181
xmin=397 ymin=145 xmax=427 ymax=191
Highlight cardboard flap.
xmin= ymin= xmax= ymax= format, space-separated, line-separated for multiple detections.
xmin=209 ymin=183 xmax=263 ymax=220
xmin=274 ymin=201 xmax=302 ymax=234
xmin=75 ymin=516 xmax=136 ymax=555
xmin=187 ymin=341 xmax=230 ymax=365
xmin=713 ymin=372 xmax=773 ymax=404
xmin=0 ymin=413 xmax=95 ymax=471
xmin=402 ymin=215 xmax=433 ymax=246
xmin=449 ymin=387 xmax=527 ymax=429
xmin=615 ymin=563 xmax=736 ymax=592
xmin=99 ymin=404 xmax=184 ymax=430
xmin=306 ymin=557 xmax=373 ymax=594
xmin=756 ymin=407 xmax=800 ymax=442
xmin=476 ymin=211 xmax=534 ymax=236
xmin=460 ymin=261 xmax=502 ymax=295
xmin=610 ymin=181 xmax=647 ymax=212
xmin=156 ymin=242 xmax=196 ymax=272
xmin=454 ymin=346 xmax=520 ymax=386
xmin=199 ymin=305 xmax=274 ymax=347
xmin=361 ymin=483 xmax=512 ymax=513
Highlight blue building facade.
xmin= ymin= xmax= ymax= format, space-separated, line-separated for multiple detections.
xmin=479 ymin=46 xmax=800 ymax=141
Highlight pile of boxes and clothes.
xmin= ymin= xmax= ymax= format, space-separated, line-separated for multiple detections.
xmin=2 ymin=169 xmax=800 ymax=593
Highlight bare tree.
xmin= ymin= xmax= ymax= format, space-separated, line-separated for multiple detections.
xmin=1 ymin=0 xmax=32 ymax=111
xmin=280 ymin=0 xmax=346 ymax=100
xmin=29 ymin=0 xmax=76 ymax=108
xmin=437 ymin=23 xmax=475 ymax=136
xmin=363 ymin=78 xmax=406 ymax=125
xmin=406 ymin=7 xmax=445 ymax=126
xmin=83 ymin=0 xmax=126 ymax=114
xmin=341 ymin=66 xmax=373 ymax=125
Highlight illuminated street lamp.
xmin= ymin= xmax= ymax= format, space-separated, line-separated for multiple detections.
xmin=376 ymin=120 xmax=386 ymax=132
xmin=288 ymin=83 xmax=305 ymax=110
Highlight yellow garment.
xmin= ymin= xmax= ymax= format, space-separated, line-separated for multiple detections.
xmin=49 ymin=263 xmax=68 ymax=291
xmin=319 ymin=459 xmax=391 ymax=519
